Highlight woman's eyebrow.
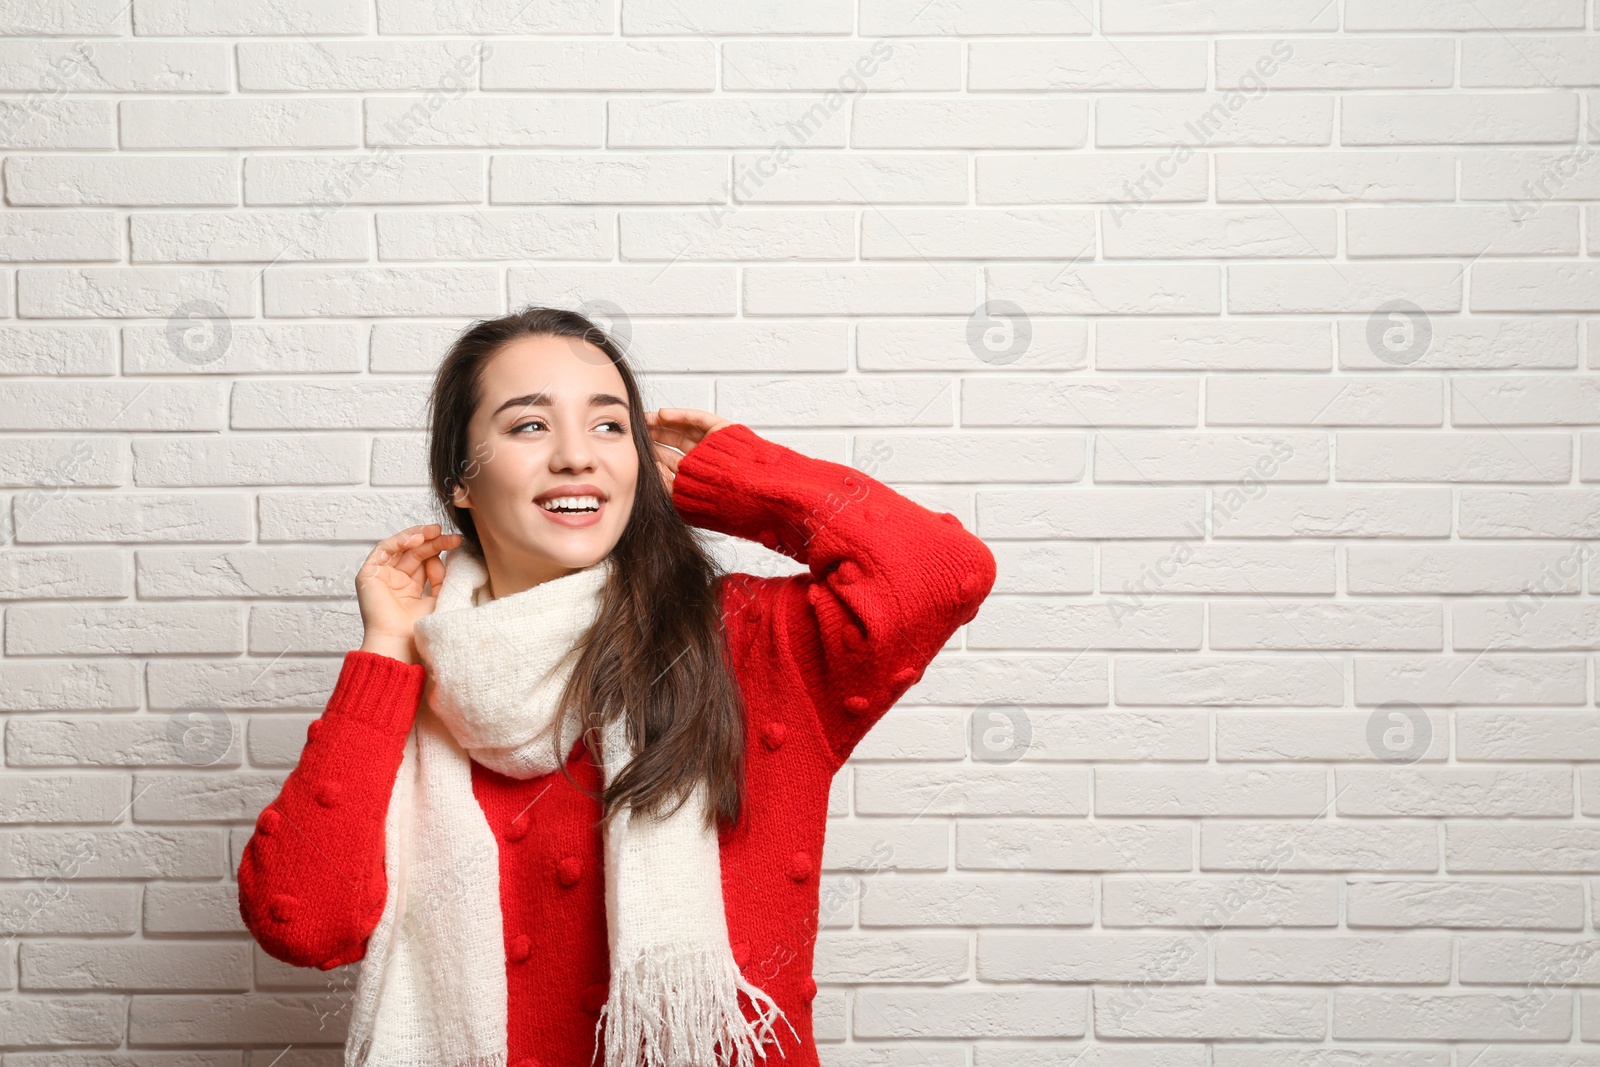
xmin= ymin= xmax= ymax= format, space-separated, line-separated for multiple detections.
xmin=491 ymin=392 xmax=629 ymax=418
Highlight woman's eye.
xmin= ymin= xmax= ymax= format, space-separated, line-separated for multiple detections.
xmin=510 ymin=419 xmax=624 ymax=434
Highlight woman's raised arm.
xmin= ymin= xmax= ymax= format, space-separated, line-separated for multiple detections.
xmin=665 ymin=421 xmax=996 ymax=772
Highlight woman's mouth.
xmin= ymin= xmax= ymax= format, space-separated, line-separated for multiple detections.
xmin=536 ymin=494 xmax=605 ymax=528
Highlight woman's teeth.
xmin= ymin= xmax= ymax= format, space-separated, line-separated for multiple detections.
xmin=539 ymin=495 xmax=601 ymax=513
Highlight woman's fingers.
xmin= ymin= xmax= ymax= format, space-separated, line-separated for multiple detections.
xmin=643 ymin=412 xmax=692 ymax=456
xmin=374 ymin=528 xmax=433 ymax=584
xmin=645 ymin=409 xmax=732 ymax=498
xmin=360 ymin=532 xmax=413 ymax=583
xmin=400 ymin=531 xmax=458 ymax=591
xmin=422 ymin=553 xmax=446 ymax=602
xmin=645 ymin=407 xmax=705 ymax=444
xmin=645 ymin=407 xmax=722 ymax=454
xmin=649 ymin=407 xmax=731 ymax=438
xmin=363 ymin=525 xmax=460 ymax=591
xmin=653 ymin=435 xmax=693 ymax=495
xmin=651 ymin=437 xmax=685 ymax=474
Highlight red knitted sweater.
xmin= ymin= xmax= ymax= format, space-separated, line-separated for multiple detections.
xmin=237 ymin=421 xmax=996 ymax=1067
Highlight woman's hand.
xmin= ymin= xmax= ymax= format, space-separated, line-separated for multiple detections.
xmin=356 ymin=523 xmax=462 ymax=665
xmin=644 ymin=407 xmax=733 ymax=492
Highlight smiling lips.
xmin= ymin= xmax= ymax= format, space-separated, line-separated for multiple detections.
xmin=534 ymin=483 xmax=607 ymax=528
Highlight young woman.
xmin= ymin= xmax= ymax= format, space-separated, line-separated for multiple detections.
xmin=237 ymin=306 xmax=996 ymax=1067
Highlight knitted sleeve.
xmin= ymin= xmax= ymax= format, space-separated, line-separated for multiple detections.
xmin=669 ymin=422 xmax=996 ymax=772
xmin=236 ymin=649 xmax=423 ymax=970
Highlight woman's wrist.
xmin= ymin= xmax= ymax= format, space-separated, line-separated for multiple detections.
xmin=360 ymin=632 xmax=420 ymax=665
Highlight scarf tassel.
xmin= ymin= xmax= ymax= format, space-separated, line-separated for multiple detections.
xmin=591 ymin=943 xmax=802 ymax=1067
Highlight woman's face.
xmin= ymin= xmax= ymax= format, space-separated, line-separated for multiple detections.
xmin=451 ymin=333 xmax=640 ymax=583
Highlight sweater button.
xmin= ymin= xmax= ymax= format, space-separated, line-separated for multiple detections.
xmin=581 ymin=981 xmax=608 ymax=1013
xmin=843 ymin=695 xmax=870 ymax=717
xmin=314 ymin=781 xmax=341 ymax=808
xmin=306 ymin=719 xmax=323 ymax=743
xmin=786 ymin=851 xmax=813 ymax=882
xmin=268 ymin=894 xmax=298 ymax=922
xmin=960 ymin=573 xmax=985 ymax=600
xmin=940 ymin=512 xmax=961 ymax=525
xmin=255 ymin=807 xmax=281 ymax=836
xmin=505 ymin=810 xmax=531 ymax=842
xmin=732 ymin=940 xmax=750 ymax=967
xmin=760 ymin=721 xmax=787 ymax=750
xmin=803 ymin=976 xmax=817 ymax=1000
xmin=556 ymin=855 xmax=583 ymax=887
xmin=508 ymin=934 xmax=531 ymax=964
xmin=892 ymin=666 xmax=919 ymax=687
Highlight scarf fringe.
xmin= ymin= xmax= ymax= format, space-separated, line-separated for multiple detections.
xmin=590 ymin=943 xmax=801 ymax=1067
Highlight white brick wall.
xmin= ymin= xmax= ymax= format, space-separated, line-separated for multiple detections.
xmin=1 ymin=0 xmax=1598 ymax=1061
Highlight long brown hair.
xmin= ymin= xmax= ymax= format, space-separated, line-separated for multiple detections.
xmin=426 ymin=306 xmax=747 ymax=835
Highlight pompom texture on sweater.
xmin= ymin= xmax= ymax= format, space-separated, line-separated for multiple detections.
xmin=238 ymin=421 xmax=997 ymax=1067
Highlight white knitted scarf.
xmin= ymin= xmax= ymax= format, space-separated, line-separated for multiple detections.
xmin=343 ymin=548 xmax=795 ymax=1067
